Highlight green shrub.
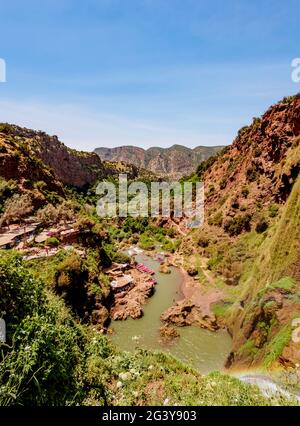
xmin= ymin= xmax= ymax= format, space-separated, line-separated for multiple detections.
xmin=252 ymin=117 xmax=261 ymax=129
xmin=268 ymin=204 xmax=279 ymax=218
xmin=220 ymin=178 xmax=227 ymax=190
xmin=270 ymin=277 xmax=295 ymax=292
xmin=237 ymin=126 xmax=249 ymax=138
xmin=255 ymin=218 xmax=268 ymax=233
xmin=161 ymin=238 xmax=180 ymax=253
xmin=264 ymin=325 xmax=292 ymax=367
xmin=238 ymin=340 xmax=258 ymax=358
xmin=241 ymin=186 xmax=249 ymax=198
xmin=0 ymin=178 xmax=18 ymax=213
xmin=123 ymin=217 xmax=149 ymax=234
xmin=224 ymin=214 xmax=251 ymax=236
xmin=246 ymin=166 xmax=258 ymax=182
xmin=207 ymin=254 xmax=223 ymax=270
xmin=0 ymin=252 xmax=45 ymax=336
xmin=231 ymin=197 xmax=239 ymax=209
xmin=0 ymin=193 xmax=34 ymax=225
xmin=45 ymin=236 xmax=60 ymax=247
xmin=196 ymin=155 xmax=218 ymax=178
xmin=197 ymin=234 xmax=210 ymax=248
xmin=139 ymin=234 xmax=155 ymax=250
xmin=208 ymin=211 xmax=223 ymax=227
xmin=253 ymin=147 xmax=262 ymax=157
xmin=258 ymin=277 xmax=296 ymax=299
xmin=0 ymin=252 xmax=110 ymax=406
xmin=207 ymin=184 xmax=215 ymax=196
xmin=34 ymin=180 xmax=47 ymax=191
xmin=113 ymin=251 xmax=130 ymax=264
xmin=0 ymin=177 xmax=17 ymax=199
xmin=212 ymin=302 xmax=231 ymax=318
xmin=0 ymin=123 xmax=13 ymax=134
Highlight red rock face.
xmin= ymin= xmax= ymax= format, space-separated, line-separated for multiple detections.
xmin=37 ymin=135 xmax=105 ymax=188
xmin=0 ymin=138 xmax=64 ymax=194
xmin=0 ymin=124 xmax=105 ymax=188
xmin=198 ymin=95 xmax=300 ymax=369
xmin=203 ymin=95 xmax=300 ymax=226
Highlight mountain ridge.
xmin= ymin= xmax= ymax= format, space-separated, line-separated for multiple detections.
xmin=94 ymin=144 xmax=225 ymax=178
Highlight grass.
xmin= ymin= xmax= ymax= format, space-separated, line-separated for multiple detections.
xmin=237 ymin=340 xmax=259 ymax=359
xmin=234 ymin=174 xmax=300 ymax=303
xmin=221 ymin=174 xmax=300 ymax=369
xmin=271 ymin=277 xmax=295 ymax=291
xmin=103 ymin=350 xmax=297 ymax=406
xmin=211 ymin=302 xmax=232 ymax=318
xmin=263 ymin=325 xmax=292 ymax=368
xmin=258 ymin=276 xmax=295 ymax=298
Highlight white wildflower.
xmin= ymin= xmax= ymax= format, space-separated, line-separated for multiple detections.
xmin=119 ymin=372 xmax=131 ymax=381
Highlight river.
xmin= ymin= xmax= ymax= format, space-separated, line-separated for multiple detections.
xmin=110 ymin=253 xmax=232 ymax=374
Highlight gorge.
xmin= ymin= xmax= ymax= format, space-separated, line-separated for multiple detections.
xmin=1 ymin=94 xmax=300 ymax=405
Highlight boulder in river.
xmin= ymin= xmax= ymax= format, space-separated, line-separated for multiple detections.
xmin=160 ymin=299 xmax=219 ymax=331
xmin=159 ymin=325 xmax=180 ymax=342
xmin=159 ymin=263 xmax=171 ymax=274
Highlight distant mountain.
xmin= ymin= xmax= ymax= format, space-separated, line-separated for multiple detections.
xmin=94 ymin=144 xmax=225 ymax=178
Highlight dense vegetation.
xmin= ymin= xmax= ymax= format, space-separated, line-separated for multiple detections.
xmin=0 ymin=252 xmax=296 ymax=406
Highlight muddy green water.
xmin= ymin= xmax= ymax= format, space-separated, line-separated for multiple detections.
xmin=110 ymin=254 xmax=232 ymax=374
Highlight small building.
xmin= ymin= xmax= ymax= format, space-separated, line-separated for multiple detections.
xmin=0 ymin=234 xmax=16 ymax=249
xmin=110 ymin=274 xmax=134 ymax=293
xmin=110 ymin=263 xmax=130 ymax=276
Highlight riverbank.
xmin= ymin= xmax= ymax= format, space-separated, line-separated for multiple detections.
xmin=109 ymin=252 xmax=232 ymax=373
xmin=159 ymin=268 xmax=222 ymax=331
xmin=106 ymin=245 xmax=232 ymax=350
xmin=157 ymin=251 xmax=226 ymax=331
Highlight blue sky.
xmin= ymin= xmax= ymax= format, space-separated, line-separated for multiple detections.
xmin=0 ymin=0 xmax=299 ymax=150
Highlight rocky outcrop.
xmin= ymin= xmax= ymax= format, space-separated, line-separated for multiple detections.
xmin=159 ymin=262 xmax=171 ymax=274
xmin=95 ymin=144 xmax=224 ymax=178
xmin=280 ymin=343 xmax=300 ymax=368
xmin=160 ymin=299 xmax=218 ymax=331
xmin=202 ymin=95 xmax=300 ymax=232
xmin=110 ymin=273 xmax=155 ymax=320
xmin=0 ymin=124 xmax=105 ymax=188
xmin=37 ymin=138 xmax=105 ymax=188
xmin=159 ymin=325 xmax=180 ymax=341
xmin=0 ymin=133 xmax=64 ymax=194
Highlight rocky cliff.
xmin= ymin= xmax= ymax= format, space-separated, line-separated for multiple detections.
xmin=0 ymin=124 xmax=105 ymax=188
xmin=202 ymin=94 xmax=300 ymax=232
xmin=189 ymin=94 xmax=300 ymax=369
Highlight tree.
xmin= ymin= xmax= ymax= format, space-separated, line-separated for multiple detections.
xmin=0 ymin=193 xmax=34 ymax=226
